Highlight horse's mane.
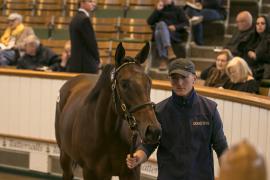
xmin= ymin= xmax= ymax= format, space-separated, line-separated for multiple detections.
xmin=87 ymin=64 xmax=115 ymax=101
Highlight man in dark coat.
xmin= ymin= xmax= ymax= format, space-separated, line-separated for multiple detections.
xmin=126 ymin=59 xmax=228 ymax=180
xmin=224 ymin=11 xmax=253 ymax=57
xmin=67 ymin=0 xmax=100 ymax=73
xmin=17 ymin=35 xmax=60 ymax=70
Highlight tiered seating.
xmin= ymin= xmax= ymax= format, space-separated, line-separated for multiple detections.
xmin=230 ymin=0 xmax=258 ymax=23
xmin=4 ymin=0 xmax=35 ymax=16
xmin=64 ymin=0 xmax=78 ymax=17
xmin=0 ymin=16 xmax=8 ymax=34
xmin=98 ymin=0 xmax=124 ymax=8
xmin=35 ymin=0 xmax=63 ymax=16
xmin=40 ymin=39 xmax=66 ymax=55
xmin=92 ymin=17 xmax=120 ymax=39
xmin=119 ymin=18 xmax=151 ymax=41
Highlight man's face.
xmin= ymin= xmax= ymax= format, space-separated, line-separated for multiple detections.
xmin=25 ymin=42 xmax=38 ymax=56
xmin=236 ymin=14 xmax=251 ymax=31
xmin=8 ymin=19 xmax=20 ymax=29
xmin=81 ymin=0 xmax=96 ymax=12
xmin=170 ymin=73 xmax=196 ymax=96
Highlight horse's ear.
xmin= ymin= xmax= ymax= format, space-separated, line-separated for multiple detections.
xmin=135 ymin=42 xmax=150 ymax=64
xmin=115 ymin=42 xmax=125 ymax=67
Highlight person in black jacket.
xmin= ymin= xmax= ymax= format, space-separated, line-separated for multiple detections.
xmin=224 ymin=11 xmax=253 ymax=57
xmin=147 ymin=0 xmax=189 ymax=70
xmin=223 ymin=57 xmax=259 ymax=94
xmin=127 ymin=59 xmax=228 ymax=180
xmin=67 ymin=0 xmax=100 ymax=73
xmin=242 ymin=15 xmax=270 ymax=80
xmin=17 ymin=35 xmax=60 ymax=70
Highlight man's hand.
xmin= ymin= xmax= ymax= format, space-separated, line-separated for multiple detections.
xmin=248 ymin=51 xmax=256 ymax=60
xmin=168 ymin=25 xmax=176 ymax=31
xmin=156 ymin=1 xmax=164 ymax=10
xmin=126 ymin=150 xmax=147 ymax=169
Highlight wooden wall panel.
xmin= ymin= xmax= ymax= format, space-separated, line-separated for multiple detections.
xmin=0 ymin=73 xmax=270 ymax=179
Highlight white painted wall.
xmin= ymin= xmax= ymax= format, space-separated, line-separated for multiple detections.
xmin=0 ymin=74 xmax=270 ymax=179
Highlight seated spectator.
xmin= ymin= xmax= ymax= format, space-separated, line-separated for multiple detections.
xmin=223 ymin=57 xmax=259 ymax=94
xmin=51 ymin=41 xmax=71 ymax=72
xmin=242 ymin=15 xmax=270 ymax=80
xmin=184 ymin=0 xmax=227 ymax=45
xmin=219 ymin=140 xmax=266 ymax=180
xmin=0 ymin=13 xmax=35 ymax=66
xmin=17 ymin=35 xmax=60 ymax=70
xmin=224 ymin=11 xmax=253 ymax=56
xmin=201 ymin=49 xmax=233 ymax=87
xmin=147 ymin=0 xmax=189 ymax=70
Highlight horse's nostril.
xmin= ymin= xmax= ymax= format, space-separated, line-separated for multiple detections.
xmin=145 ymin=125 xmax=162 ymax=142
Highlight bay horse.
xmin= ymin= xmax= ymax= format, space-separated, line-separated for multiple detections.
xmin=55 ymin=42 xmax=161 ymax=180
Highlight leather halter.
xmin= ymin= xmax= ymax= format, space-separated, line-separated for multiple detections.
xmin=111 ymin=61 xmax=155 ymax=131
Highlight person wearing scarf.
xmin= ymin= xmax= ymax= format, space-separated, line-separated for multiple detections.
xmin=242 ymin=15 xmax=270 ymax=80
xmin=0 ymin=13 xmax=25 ymax=49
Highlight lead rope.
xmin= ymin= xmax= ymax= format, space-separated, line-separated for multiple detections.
xmin=130 ymin=131 xmax=138 ymax=158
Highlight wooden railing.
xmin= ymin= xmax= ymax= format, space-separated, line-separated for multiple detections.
xmin=0 ymin=68 xmax=270 ymax=179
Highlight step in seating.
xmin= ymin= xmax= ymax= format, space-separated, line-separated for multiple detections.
xmin=4 ymin=0 xmax=35 ymax=16
xmin=190 ymin=45 xmax=217 ymax=59
xmin=230 ymin=0 xmax=258 ymax=23
xmin=260 ymin=79 xmax=270 ymax=96
xmin=203 ymin=20 xmax=226 ymax=46
xmin=40 ymin=39 xmax=66 ymax=55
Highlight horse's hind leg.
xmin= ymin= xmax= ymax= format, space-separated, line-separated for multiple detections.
xmin=60 ymin=150 xmax=73 ymax=180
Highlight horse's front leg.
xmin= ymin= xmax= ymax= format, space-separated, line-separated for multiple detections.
xmin=82 ymin=168 xmax=111 ymax=180
xmin=119 ymin=167 xmax=140 ymax=180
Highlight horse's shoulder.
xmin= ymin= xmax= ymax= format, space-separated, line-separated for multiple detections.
xmin=59 ymin=74 xmax=99 ymax=111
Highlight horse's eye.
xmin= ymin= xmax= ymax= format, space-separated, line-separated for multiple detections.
xmin=120 ymin=80 xmax=130 ymax=90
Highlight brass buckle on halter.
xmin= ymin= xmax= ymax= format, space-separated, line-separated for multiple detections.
xmin=121 ymin=104 xmax=127 ymax=111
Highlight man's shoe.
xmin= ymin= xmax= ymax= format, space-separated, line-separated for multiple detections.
xmin=190 ymin=16 xmax=203 ymax=26
xmin=158 ymin=60 xmax=168 ymax=71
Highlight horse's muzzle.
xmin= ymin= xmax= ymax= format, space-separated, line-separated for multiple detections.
xmin=145 ymin=125 xmax=162 ymax=143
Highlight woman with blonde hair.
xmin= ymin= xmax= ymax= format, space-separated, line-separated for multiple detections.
xmin=201 ymin=49 xmax=233 ymax=87
xmin=223 ymin=57 xmax=259 ymax=93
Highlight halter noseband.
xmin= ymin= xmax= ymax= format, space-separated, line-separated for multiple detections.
xmin=111 ymin=61 xmax=154 ymax=130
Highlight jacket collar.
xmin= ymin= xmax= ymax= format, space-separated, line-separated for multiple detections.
xmin=78 ymin=8 xmax=90 ymax=17
xmin=171 ymin=88 xmax=196 ymax=107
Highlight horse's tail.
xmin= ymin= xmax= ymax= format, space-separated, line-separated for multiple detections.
xmin=55 ymin=100 xmax=62 ymax=147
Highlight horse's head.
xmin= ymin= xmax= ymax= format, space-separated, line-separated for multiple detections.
xmin=219 ymin=140 xmax=266 ymax=180
xmin=111 ymin=42 xmax=161 ymax=144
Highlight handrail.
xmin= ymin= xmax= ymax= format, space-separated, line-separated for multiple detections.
xmin=0 ymin=68 xmax=270 ymax=110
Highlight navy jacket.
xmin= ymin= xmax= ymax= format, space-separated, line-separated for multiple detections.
xmin=140 ymin=89 xmax=228 ymax=180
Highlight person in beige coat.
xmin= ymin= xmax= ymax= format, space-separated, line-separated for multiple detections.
xmin=0 ymin=13 xmax=35 ymax=66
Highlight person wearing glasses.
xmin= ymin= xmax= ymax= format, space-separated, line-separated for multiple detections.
xmin=126 ymin=59 xmax=228 ymax=180
xmin=67 ymin=0 xmax=100 ymax=73
xmin=0 ymin=13 xmax=35 ymax=66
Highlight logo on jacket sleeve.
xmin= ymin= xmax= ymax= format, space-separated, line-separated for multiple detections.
xmin=192 ymin=121 xmax=210 ymax=126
